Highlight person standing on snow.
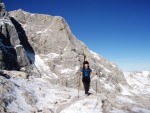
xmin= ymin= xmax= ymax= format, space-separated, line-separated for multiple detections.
xmin=80 ymin=61 xmax=97 ymax=96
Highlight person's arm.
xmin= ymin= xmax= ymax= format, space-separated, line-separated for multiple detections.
xmin=92 ymin=72 xmax=97 ymax=75
xmin=80 ymin=72 xmax=83 ymax=76
xmin=80 ymin=68 xmax=83 ymax=76
xmin=91 ymin=72 xmax=97 ymax=78
xmin=90 ymin=69 xmax=97 ymax=79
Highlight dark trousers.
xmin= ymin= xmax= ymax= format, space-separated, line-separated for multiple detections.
xmin=82 ymin=77 xmax=90 ymax=94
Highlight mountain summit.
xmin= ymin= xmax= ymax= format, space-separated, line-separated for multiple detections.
xmin=8 ymin=9 xmax=126 ymax=88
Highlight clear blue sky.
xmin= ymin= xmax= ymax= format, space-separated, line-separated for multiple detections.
xmin=4 ymin=0 xmax=150 ymax=71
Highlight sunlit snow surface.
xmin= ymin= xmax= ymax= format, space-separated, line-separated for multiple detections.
xmin=4 ymin=53 xmax=150 ymax=113
xmin=124 ymin=71 xmax=150 ymax=94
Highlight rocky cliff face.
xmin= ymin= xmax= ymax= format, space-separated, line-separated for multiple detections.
xmin=0 ymin=2 xmax=30 ymax=70
xmin=9 ymin=9 xmax=127 ymax=91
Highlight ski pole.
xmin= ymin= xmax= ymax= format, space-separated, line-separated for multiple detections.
xmin=95 ymin=72 xmax=99 ymax=96
xmin=96 ymin=77 xmax=98 ymax=96
xmin=78 ymin=74 xmax=80 ymax=98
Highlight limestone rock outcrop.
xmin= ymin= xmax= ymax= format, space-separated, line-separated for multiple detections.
xmin=0 ymin=2 xmax=30 ymax=70
xmin=9 ymin=9 xmax=127 ymax=95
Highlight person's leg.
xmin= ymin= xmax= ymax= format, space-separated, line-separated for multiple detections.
xmin=84 ymin=83 xmax=89 ymax=94
xmin=86 ymin=78 xmax=90 ymax=94
xmin=82 ymin=78 xmax=88 ymax=94
xmin=86 ymin=84 xmax=89 ymax=93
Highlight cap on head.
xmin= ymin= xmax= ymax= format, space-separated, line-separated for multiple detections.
xmin=83 ymin=61 xmax=89 ymax=65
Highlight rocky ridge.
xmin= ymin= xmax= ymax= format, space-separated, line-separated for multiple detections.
xmin=9 ymin=9 xmax=126 ymax=89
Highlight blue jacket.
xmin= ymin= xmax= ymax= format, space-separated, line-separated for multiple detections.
xmin=81 ymin=68 xmax=92 ymax=77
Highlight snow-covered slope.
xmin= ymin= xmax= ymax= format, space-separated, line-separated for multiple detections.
xmin=1 ymin=72 xmax=103 ymax=113
xmin=124 ymin=71 xmax=150 ymax=94
xmin=1 ymin=70 xmax=150 ymax=113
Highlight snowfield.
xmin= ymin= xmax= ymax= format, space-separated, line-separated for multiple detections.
xmin=1 ymin=54 xmax=150 ymax=113
xmin=1 ymin=70 xmax=149 ymax=113
xmin=5 ymin=75 xmax=103 ymax=113
xmin=124 ymin=71 xmax=150 ymax=94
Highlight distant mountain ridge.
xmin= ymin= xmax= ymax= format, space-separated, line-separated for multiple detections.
xmin=124 ymin=71 xmax=150 ymax=94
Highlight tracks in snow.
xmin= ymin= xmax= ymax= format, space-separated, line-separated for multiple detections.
xmin=55 ymin=95 xmax=87 ymax=113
